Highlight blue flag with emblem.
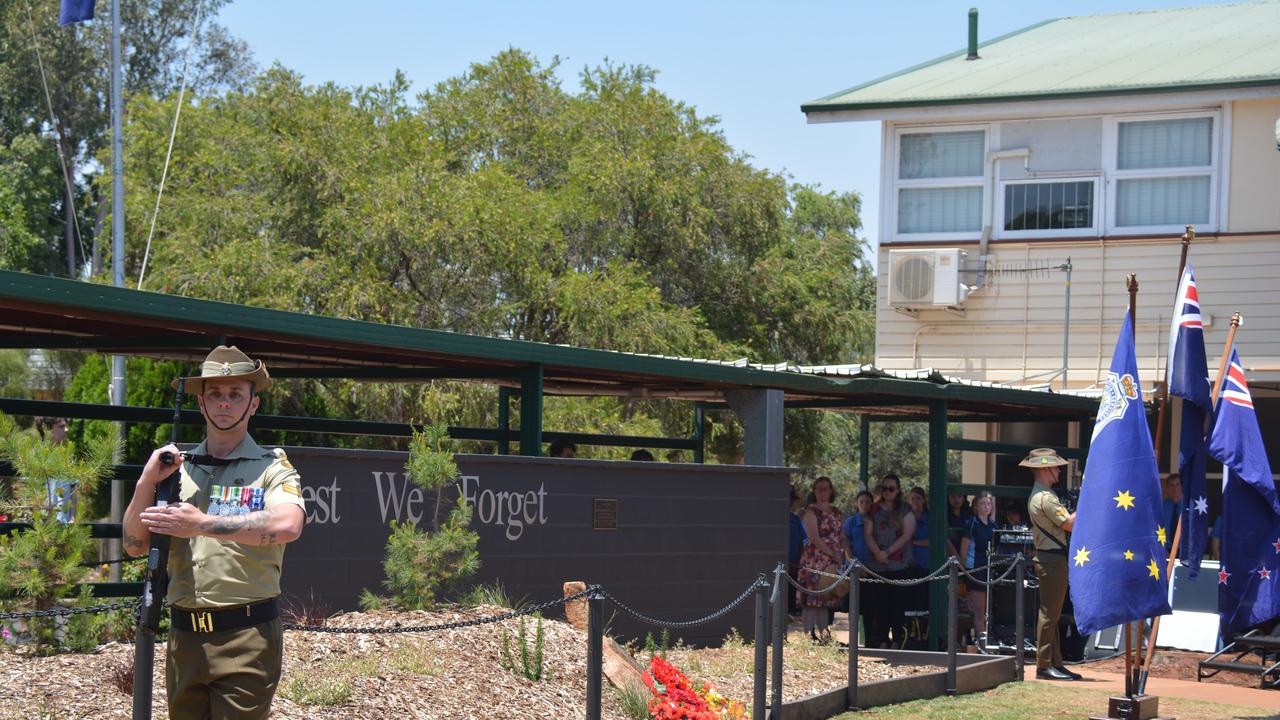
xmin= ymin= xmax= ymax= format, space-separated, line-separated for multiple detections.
xmin=60 ymin=0 xmax=96 ymax=25
xmin=1207 ymin=346 xmax=1280 ymax=635
xmin=1069 ymin=314 xmax=1172 ymax=635
xmin=1167 ymin=263 xmax=1212 ymax=578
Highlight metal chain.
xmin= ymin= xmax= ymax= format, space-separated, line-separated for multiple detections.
xmin=79 ymin=556 xmax=143 ymax=567
xmin=283 ymin=587 xmax=596 ymax=634
xmin=958 ymin=557 xmax=1025 ymax=588
xmin=0 ymin=598 xmax=139 ymax=621
xmin=603 ymin=578 xmax=767 ymax=630
xmin=787 ymin=565 xmax=855 ymax=596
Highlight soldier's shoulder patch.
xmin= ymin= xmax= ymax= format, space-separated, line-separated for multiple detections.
xmin=281 ymin=483 xmax=302 ymax=497
xmin=272 ymin=448 xmax=295 ymax=470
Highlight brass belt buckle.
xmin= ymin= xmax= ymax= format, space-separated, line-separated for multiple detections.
xmin=193 ymin=610 xmax=214 ymax=633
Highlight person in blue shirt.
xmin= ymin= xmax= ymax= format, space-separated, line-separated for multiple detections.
xmin=946 ymin=491 xmax=971 ymax=561
xmin=843 ymin=490 xmax=873 ymax=565
xmin=907 ymin=487 xmax=931 ymax=570
xmin=787 ymin=485 xmax=807 ymax=616
xmin=1160 ymin=473 xmax=1182 ymax=549
xmin=1209 ymin=514 xmax=1223 ymax=560
xmin=961 ymin=490 xmax=997 ymax=648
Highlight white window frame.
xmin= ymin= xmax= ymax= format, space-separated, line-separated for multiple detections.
xmin=1102 ymin=110 xmax=1221 ymax=235
xmin=889 ymin=124 xmax=989 ymax=242
xmin=997 ymin=177 xmax=1102 ymax=240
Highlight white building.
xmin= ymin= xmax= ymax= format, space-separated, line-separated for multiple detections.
xmin=803 ymin=2 xmax=1280 ymax=486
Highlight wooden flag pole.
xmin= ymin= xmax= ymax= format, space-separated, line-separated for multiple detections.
xmin=1210 ymin=314 xmax=1243 ymax=410
xmin=1152 ymin=226 xmax=1195 ymax=467
xmin=1124 ymin=274 xmax=1139 ymax=697
xmin=1136 ymin=227 xmax=1194 ymax=692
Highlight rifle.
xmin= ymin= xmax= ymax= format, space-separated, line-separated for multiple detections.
xmin=131 ymin=378 xmax=186 ymax=720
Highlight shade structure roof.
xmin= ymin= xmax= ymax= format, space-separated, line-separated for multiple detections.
xmin=0 ymin=270 xmax=1097 ymax=420
xmin=803 ymin=1 xmax=1280 ymax=115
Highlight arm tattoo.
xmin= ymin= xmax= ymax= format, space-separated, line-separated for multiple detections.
xmin=123 ymin=532 xmax=146 ymax=551
xmin=206 ymin=510 xmax=271 ymax=536
xmin=258 ymin=532 xmax=278 ymax=546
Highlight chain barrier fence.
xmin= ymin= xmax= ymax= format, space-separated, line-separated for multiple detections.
xmin=1 ymin=554 xmax=1042 ymax=720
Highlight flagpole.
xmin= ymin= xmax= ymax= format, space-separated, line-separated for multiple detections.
xmin=1123 ymin=274 xmax=1141 ymax=697
xmin=1136 ymin=227 xmax=1194 ymax=692
xmin=1210 ymin=314 xmax=1242 ymax=408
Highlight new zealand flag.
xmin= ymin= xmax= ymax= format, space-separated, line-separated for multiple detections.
xmin=1208 ymin=347 xmax=1280 ymax=635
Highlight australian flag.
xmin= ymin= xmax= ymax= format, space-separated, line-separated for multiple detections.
xmin=1167 ymin=264 xmax=1212 ymax=577
xmin=60 ymin=0 xmax=96 ymax=25
xmin=1208 ymin=347 xmax=1280 ymax=636
xmin=1069 ymin=314 xmax=1172 ymax=635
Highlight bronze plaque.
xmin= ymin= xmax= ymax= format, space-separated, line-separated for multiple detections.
xmin=592 ymin=498 xmax=618 ymax=530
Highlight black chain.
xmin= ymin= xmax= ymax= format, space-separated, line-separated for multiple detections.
xmin=0 ymin=598 xmax=139 ymax=621
xmin=603 ymin=578 xmax=766 ymax=630
xmin=283 ymin=587 xmax=596 ymax=634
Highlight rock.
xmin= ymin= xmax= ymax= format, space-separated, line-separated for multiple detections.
xmin=563 ymin=580 xmax=646 ymax=692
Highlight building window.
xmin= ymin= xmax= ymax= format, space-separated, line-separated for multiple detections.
xmin=1004 ymin=181 xmax=1095 ymax=231
xmin=1113 ymin=117 xmax=1213 ymax=228
xmin=895 ymin=129 xmax=985 ymax=236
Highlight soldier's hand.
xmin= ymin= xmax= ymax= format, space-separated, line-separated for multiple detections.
xmin=139 ymin=502 xmax=205 ymax=538
xmin=139 ymin=444 xmax=183 ymax=486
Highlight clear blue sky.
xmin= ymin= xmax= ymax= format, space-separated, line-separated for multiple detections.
xmin=218 ymin=0 xmax=1210 ymax=251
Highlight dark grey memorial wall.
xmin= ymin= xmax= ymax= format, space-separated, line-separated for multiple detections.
xmin=279 ymin=447 xmax=792 ymax=645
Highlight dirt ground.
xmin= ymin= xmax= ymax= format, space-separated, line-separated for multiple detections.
xmin=1085 ymin=648 xmax=1272 ymax=689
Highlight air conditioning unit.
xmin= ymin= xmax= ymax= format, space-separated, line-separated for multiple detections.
xmin=888 ymin=248 xmax=969 ymax=308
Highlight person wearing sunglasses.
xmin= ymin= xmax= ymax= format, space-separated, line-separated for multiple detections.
xmin=863 ymin=474 xmax=916 ymax=648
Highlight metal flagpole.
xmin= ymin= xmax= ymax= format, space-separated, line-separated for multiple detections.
xmin=108 ymin=0 xmax=128 ymax=582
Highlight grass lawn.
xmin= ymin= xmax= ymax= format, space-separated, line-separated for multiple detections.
xmin=831 ymin=680 xmax=1280 ymax=720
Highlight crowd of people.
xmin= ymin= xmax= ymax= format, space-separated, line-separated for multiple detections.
xmin=788 ymin=470 xmax=1067 ymax=651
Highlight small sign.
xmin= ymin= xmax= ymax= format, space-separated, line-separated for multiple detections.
xmin=593 ymin=498 xmax=618 ymax=530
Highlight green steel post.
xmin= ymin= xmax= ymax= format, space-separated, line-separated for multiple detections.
xmin=497 ymin=386 xmax=511 ymax=455
xmin=693 ymin=403 xmax=705 ymax=464
xmin=519 ymin=365 xmax=543 ymax=456
xmin=858 ymin=416 xmax=870 ymax=491
xmin=928 ymin=400 xmax=949 ymax=651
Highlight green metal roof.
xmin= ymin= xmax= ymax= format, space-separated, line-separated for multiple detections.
xmin=0 ymin=270 xmax=1097 ymax=418
xmin=803 ymin=2 xmax=1280 ymax=114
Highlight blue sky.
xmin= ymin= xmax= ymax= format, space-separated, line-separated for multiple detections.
xmin=218 ymin=0 xmax=1211 ymax=251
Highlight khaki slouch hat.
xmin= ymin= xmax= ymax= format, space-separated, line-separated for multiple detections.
xmin=172 ymin=345 xmax=271 ymax=394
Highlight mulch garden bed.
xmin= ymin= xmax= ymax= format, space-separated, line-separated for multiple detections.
xmin=0 ymin=610 xmax=943 ymax=719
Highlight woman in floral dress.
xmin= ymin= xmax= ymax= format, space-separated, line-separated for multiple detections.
xmin=796 ymin=476 xmax=850 ymax=643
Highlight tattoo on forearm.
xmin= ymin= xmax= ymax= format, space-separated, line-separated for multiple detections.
xmin=258 ymin=532 xmax=278 ymax=546
xmin=206 ymin=511 xmax=270 ymax=536
xmin=124 ymin=532 xmax=146 ymax=550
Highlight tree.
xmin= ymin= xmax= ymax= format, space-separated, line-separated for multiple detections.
xmin=0 ymin=412 xmax=117 ymax=653
xmin=0 ymin=0 xmax=254 ymax=277
xmin=367 ymin=424 xmax=479 ymax=609
xmin=91 ymin=49 xmax=873 ymax=463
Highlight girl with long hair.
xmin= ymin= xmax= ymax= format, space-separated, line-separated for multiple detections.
xmin=961 ymin=490 xmax=997 ymax=648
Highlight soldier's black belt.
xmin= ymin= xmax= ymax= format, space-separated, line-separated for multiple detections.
xmin=1035 ymin=548 xmax=1067 ymax=557
xmin=172 ymin=597 xmax=279 ymax=634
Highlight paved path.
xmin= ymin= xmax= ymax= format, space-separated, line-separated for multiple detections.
xmin=1022 ymin=664 xmax=1279 ymax=711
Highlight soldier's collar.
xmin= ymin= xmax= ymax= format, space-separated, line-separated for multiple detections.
xmin=190 ymin=434 xmax=268 ymax=463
